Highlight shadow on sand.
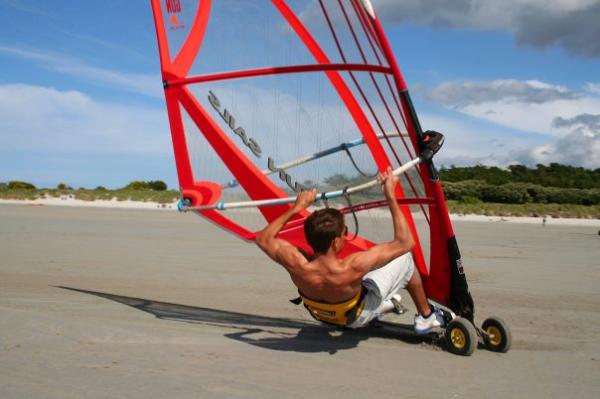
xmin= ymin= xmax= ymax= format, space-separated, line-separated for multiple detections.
xmin=58 ymin=286 xmax=439 ymax=354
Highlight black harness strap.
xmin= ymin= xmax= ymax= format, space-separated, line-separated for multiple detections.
xmin=342 ymin=143 xmax=377 ymax=178
xmin=289 ymin=296 xmax=303 ymax=305
xmin=342 ymin=187 xmax=359 ymax=241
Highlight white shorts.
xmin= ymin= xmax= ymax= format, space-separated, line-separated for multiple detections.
xmin=348 ymin=252 xmax=415 ymax=328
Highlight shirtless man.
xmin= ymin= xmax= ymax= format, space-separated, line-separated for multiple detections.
xmin=256 ymin=167 xmax=444 ymax=334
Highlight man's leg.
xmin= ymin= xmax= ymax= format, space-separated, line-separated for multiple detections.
xmin=348 ymin=253 xmax=415 ymax=328
xmin=405 ymin=267 xmax=432 ymax=317
xmin=350 ymin=252 xmax=445 ymax=333
xmin=365 ymin=253 xmax=431 ymax=317
xmin=411 ymin=266 xmax=446 ymax=334
xmin=404 ymin=265 xmax=447 ymax=335
xmin=349 ymin=253 xmax=415 ymax=326
xmin=362 ymin=252 xmax=415 ymax=302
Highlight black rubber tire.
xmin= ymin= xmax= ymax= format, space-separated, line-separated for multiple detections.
xmin=481 ymin=317 xmax=511 ymax=353
xmin=445 ymin=317 xmax=478 ymax=356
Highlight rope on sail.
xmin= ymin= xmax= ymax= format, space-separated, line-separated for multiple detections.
xmin=320 ymin=0 xmax=430 ymax=223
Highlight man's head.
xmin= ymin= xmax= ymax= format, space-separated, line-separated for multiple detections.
xmin=304 ymin=208 xmax=346 ymax=254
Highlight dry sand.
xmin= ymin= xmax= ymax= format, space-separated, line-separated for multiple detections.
xmin=1 ymin=203 xmax=599 ymax=398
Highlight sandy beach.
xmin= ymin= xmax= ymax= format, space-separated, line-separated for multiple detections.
xmin=1 ymin=202 xmax=599 ymax=398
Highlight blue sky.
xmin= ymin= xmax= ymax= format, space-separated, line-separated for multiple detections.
xmin=0 ymin=0 xmax=598 ymax=189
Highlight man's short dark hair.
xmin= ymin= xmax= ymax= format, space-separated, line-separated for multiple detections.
xmin=304 ymin=208 xmax=345 ymax=254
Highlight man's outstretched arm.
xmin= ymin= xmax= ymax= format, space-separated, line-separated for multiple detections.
xmin=347 ymin=167 xmax=414 ymax=273
xmin=255 ymin=189 xmax=317 ymax=268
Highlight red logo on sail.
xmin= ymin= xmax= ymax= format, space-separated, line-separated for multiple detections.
xmin=165 ymin=0 xmax=184 ymax=30
xmin=165 ymin=0 xmax=181 ymax=14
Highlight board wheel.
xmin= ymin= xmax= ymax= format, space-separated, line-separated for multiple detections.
xmin=445 ymin=317 xmax=478 ymax=356
xmin=481 ymin=317 xmax=511 ymax=353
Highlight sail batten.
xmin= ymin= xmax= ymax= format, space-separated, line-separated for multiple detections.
xmin=166 ymin=63 xmax=393 ymax=86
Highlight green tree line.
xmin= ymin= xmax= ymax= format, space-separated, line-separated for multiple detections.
xmin=443 ymin=180 xmax=600 ymax=205
xmin=439 ymin=163 xmax=600 ymax=189
xmin=321 ymin=164 xmax=600 ymax=205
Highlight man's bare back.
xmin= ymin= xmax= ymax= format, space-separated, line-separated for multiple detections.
xmin=256 ymin=167 xmax=413 ymax=302
xmin=285 ymin=254 xmax=364 ymax=303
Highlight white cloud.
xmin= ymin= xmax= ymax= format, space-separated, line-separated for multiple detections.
xmin=0 ymin=45 xmax=161 ymax=98
xmin=418 ymin=79 xmax=600 ymax=167
xmin=416 ymin=111 xmax=547 ymax=167
xmin=371 ymin=0 xmax=600 ymax=57
xmin=586 ymin=82 xmax=600 ymax=95
xmin=524 ymin=113 xmax=600 ymax=168
xmin=553 ymin=113 xmax=600 ymax=131
xmin=518 ymin=130 xmax=600 ymax=168
xmin=422 ymin=79 xmax=577 ymax=107
xmin=0 ymin=84 xmax=170 ymax=155
xmin=461 ymin=98 xmax=600 ymax=137
xmin=420 ymin=79 xmax=600 ymax=137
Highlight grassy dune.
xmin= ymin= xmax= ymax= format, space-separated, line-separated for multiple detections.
xmin=0 ymin=189 xmax=179 ymax=204
xmin=1 ymin=188 xmax=599 ymax=218
xmin=447 ymin=201 xmax=600 ymax=219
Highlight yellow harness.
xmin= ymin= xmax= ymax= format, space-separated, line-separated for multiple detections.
xmin=297 ymin=287 xmax=367 ymax=327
